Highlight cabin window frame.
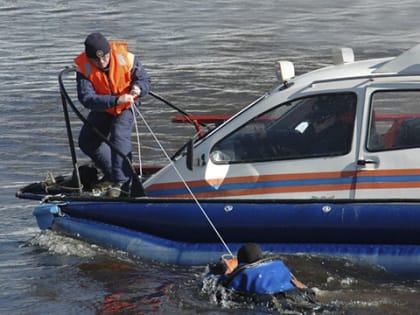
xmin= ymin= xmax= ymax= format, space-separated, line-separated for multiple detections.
xmin=210 ymin=92 xmax=357 ymax=164
xmin=366 ymin=89 xmax=420 ymax=152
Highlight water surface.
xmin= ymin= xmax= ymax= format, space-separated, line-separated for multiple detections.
xmin=1 ymin=0 xmax=420 ymax=313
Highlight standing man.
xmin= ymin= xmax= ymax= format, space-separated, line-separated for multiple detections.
xmin=74 ymin=32 xmax=151 ymax=197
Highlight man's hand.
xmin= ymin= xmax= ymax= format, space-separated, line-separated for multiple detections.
xmin=117 ymin=94 xmax=135 ymax=105
xmin=130 ymin=85 xmax=141 ymax=97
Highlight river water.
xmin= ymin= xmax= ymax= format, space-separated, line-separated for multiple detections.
xmin=1 ymin=0 xmax=420 ymax=314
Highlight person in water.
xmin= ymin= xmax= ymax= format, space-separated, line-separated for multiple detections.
xmin=209 ymin=243 xmax=320 ymax=312
xmin=221 ymin=243 xmax=307 ymax=294
xmin=74 ymin=32 xmax=151 ymax=197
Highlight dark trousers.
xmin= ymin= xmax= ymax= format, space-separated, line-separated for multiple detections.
xmin=78 ymin=109 xmax=134 ymax=183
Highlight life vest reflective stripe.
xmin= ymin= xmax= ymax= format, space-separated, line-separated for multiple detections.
xmin=75 ymin=41 xmax=135 ymax=116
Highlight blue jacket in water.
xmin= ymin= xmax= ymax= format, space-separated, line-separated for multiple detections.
xmin=222 ymin=259 xmax=296 ymax=294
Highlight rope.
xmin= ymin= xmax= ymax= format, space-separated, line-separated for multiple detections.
xmin=131 ymin=106 xmax=143 ymax=177
xmin=132 ymin=106 xmax=233 ymax=257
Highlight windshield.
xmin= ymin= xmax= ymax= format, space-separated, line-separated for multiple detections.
xmin=210 ymin=92 xmax=357 ymax=163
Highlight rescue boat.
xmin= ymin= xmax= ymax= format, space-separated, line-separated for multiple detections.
xmin=17 ymin=45 xmax=420 ymax=274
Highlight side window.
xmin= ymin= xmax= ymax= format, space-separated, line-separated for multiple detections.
xmin=367 ymin=91 xmax=420 ymax=151
xmin=210 ymin=92 xmax=357 ymax=164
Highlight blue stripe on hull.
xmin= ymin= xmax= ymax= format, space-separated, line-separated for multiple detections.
xmin=146 ymin=173 xmax=420 ymax=197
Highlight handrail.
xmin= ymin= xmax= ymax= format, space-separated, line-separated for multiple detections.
xmin=311 ymin=72 xmax=420 ymax=86
xmin=149 ymin=91 xmax=207 ymax=137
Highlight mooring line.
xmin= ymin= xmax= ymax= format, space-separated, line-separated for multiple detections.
xmin=131 ymin=106 xmax=143 ymax=177
xmin=133 ymin=106 xmax=233 ymax=257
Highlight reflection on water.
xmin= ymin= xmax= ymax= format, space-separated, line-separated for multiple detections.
xmin=1 ymin=0 xmax=420 ymax=314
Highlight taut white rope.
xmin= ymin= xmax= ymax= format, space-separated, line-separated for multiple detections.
xmin=133 ymin=106 xmax=233 ymax=256
xmin=131 ymin=106 xmax=143 ymax=177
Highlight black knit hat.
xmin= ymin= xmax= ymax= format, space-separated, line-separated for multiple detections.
xmin=84 ymin=32 xmax=110 ymax=59
xmin=237 ymin=243 xmax=263 ymax=264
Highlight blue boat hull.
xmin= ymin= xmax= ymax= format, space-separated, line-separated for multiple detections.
xmin=48 ymin=214 xmax=420 ymax=274
xmin=33 ymin=199 xmax=420 ymax=274
xmin=55 ymin=199 xmax=420 ymax=244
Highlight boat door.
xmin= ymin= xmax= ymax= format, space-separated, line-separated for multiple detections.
xmin=190 ymin=91 xmax=362 ymax=199
xmin=356 ymin=85 xmax=420 ymax=199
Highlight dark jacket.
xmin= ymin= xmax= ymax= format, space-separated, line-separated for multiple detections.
xmin=76 ymin=56 xmax=151 ymax=112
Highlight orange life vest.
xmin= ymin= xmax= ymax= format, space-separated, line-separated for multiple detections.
xmin=75 ymin=41 xmax=135 ymax=116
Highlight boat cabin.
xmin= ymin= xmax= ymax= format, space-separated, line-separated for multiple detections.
xmin=145 ymin=45 xmax=420 ymax=201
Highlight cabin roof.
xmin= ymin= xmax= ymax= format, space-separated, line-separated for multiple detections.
xmin=289 ymin=44 xmax=420 ymax=88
